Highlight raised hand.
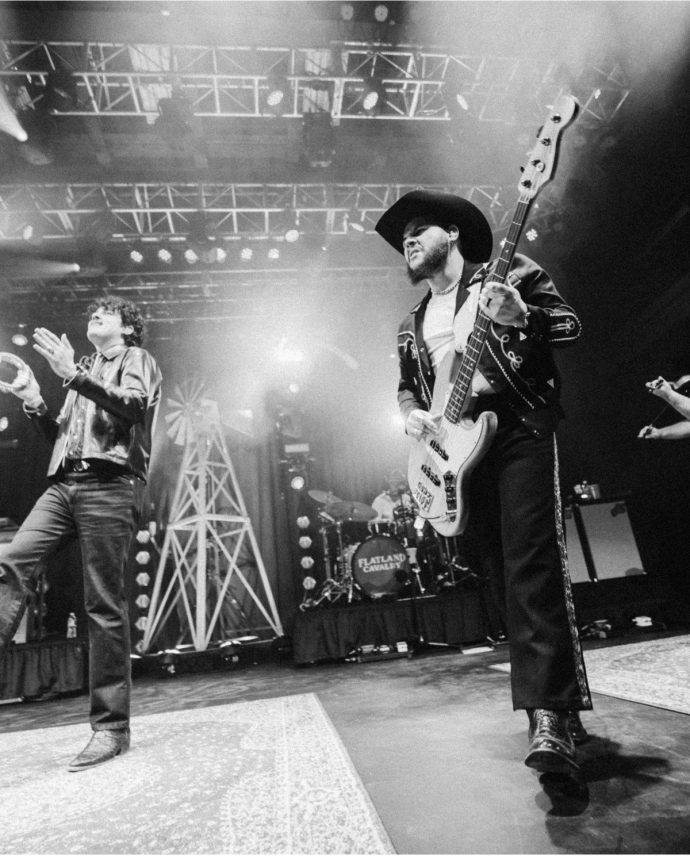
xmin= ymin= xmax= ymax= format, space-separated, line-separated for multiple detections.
xmin=8 ymin=364 xmax=42 ymax=407
xmin=33 ymin=329 xmax=78 ymax=379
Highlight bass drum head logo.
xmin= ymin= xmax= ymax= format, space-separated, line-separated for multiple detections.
xmin=352 ymin=536 xmax=411 ymax=597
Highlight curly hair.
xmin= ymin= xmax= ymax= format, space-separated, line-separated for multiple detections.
xmin=87 ymin=295 xmax=146 ymax=347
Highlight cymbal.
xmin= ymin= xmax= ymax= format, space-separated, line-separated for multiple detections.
xmin=326 ymin=500 xmax=378 ymax=522
xmin=308 ymin=489 xmax=342 ymax=505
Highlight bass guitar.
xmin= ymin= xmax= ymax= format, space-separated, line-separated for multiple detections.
xmin=408 ymin=95 xmax=579 ymax=537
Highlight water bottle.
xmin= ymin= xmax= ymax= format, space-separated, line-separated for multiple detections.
xmin=66 ymin=612 xmax=77 ymax=639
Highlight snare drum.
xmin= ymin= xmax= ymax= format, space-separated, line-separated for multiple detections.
xmin=351 ymin=536 xmax=411 ymax=598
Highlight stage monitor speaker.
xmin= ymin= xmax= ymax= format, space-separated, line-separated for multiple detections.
xmin=564 ymin=500 xmax=645 ymax=584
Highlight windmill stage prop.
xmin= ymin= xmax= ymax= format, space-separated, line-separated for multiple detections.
xmin=141 ymin=380 xmax=283 ymax=655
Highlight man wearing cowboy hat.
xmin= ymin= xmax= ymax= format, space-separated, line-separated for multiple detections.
xmin=376 ymin=190 xmax=591 ymax=777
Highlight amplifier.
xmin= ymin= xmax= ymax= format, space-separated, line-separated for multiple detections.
xmin=564 ymin=500 xmax=645 ymax=583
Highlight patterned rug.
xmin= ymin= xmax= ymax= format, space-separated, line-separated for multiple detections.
xmin=0 ymin=692 xmax=395 ymax=855
xmin=492 ymin=634 xmax=690 ymax=715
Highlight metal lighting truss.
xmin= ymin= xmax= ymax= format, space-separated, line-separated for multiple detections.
xmin=0 ymin=266 xmax=411 ymax=325
xmin=0 ymin=181 xmax=514 ymax=242
xmin=0 ymin=40 xmax=629 ymax=125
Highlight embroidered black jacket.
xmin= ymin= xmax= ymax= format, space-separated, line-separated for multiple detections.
xmin=397 ymin=253 xmax=581 ymax=437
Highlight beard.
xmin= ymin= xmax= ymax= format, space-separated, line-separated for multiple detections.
xmin=405 ymin=239 xmax=450 ymax=285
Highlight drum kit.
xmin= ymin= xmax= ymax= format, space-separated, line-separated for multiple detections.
xmin=300 ymin=485 xmax=477 ymax=610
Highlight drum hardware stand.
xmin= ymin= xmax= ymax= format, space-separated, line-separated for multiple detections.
xmin=400 ymin=542 xmax=426 ymax=596
xmin=323 ymin=520 xmax=363 ymax=604
xmin=303 ymin=514 xmax=364 ymax=607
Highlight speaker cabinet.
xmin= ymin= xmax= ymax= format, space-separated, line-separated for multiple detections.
xmin=564 ymin=500 xmax=645 ymax=583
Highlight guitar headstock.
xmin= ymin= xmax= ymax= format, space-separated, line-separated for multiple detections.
xmin=518 ymin=95 xmax=579 ymax=200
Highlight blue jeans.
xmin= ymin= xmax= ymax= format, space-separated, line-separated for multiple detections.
xmin=0 ymin=474 xmax=143 ymax=729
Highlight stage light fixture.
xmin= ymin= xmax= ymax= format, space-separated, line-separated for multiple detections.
xmin=265 ymin=75 xmax=291 ymax=114
xmin=444 ymin=63 xmax=470 ymax=120
xmin=0 ymin=83 xmax=28 ymax=142
xmin=129 ymin=249 xmax=144 ymax=264
xmin=155 ymin=92 xmax=195 ymax=138
xmin=240 ymin=247 xmax=253 ymax=261
xmin=21 ymin=222 xmax=43 ymax=245
xmin=298 ymin=536 xmax=312 ymax=549
xmin=300 ymin=556 xmax=315 ymax=570
xmin=340 ymin=3 xmax=355 ymax=21
xmin=285 ymin=215 xmax=300 ymax=243
xmin=288 ymin=383 xmax=300 ymax=394
xmin=374 ymin=4 xmax=389 ymax=22
xmin=135 ymin=550 xmax=151 ymax=565
xmin=347 ymin=214 xmax=367 ymax=240
xmin=199 ymin=246 xmax=227 ymax=265
xmin=362 ymin=78 xmax=386 ymax=114
xmin=302 ymin=576 xmax=317 ymax=590
xmin=43 ymin=64 xmax=78 ymax=113
xmin=268 ymin=247 xmax=280 ymax=260
xmin=290 ymin=474 xmax=306 ymax=491
xmin=0 ymin=417 xmax=8 ymax=432
xmin=157 ymin=248 xmax=173 ymax=265
xmin=136 ymin=572 xmax=151 ymax=587
xmin=297 ymin=515 xmax=310 ymax=529
xmin=11 ymin=333 xmax=28 ymax=347
xmin=135 ymin=594 xmax=150 ymax=609
xmin=184 ymin=248 xmax=199 ymax=264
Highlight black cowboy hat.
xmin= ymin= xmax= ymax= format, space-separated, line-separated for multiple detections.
xmin=375 ymin=190 xmax=493 ymax=263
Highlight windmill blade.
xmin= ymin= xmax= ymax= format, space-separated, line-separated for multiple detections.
xmin=163 ymin=378 xmax=214 ymax=445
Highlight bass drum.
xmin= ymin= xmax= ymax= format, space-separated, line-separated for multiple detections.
xmin=351 ymin=536 xmax=411 ymax=598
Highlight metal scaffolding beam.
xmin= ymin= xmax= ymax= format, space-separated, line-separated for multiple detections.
xmin=0 ymin=182 xmax=515 ymax=241
xmin=0 ymin=265 xmax=409 ymax=324
xmin=0 ymin=40 xmax=630 ymax=125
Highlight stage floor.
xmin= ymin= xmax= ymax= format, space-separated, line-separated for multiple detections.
xmin=2 ymin=630 xmax=690 ymax=854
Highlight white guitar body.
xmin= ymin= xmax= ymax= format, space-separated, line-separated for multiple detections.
xmin=407 ymin=348 xmax=498 ymax=537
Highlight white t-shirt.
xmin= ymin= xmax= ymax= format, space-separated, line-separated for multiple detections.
xmin=422 ymin=284 xmax=494 ymax=394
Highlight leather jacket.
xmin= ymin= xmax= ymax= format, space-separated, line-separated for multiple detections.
xmin=27 ymin=344 xmax=162 ymax=482
xmin=398 ymin=253 xmax=581 ymax=437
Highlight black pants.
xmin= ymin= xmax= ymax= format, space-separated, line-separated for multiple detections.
xmin=0 ymin=472 xmax=143 ymax=729
xmin=466 ymin=398 xmax=591 ymax=712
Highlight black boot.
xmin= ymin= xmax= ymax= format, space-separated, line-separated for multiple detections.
xmin=568 ymin=710 xmax=589 ymax=745
xmin=524 ymin=709 xmax=578 ymax=775
xmin=68 ymin=729 xmax=130 ymax=772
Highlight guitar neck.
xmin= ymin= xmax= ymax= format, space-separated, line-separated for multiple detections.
xmin=445 ymin=192 xmax=532 ymax=424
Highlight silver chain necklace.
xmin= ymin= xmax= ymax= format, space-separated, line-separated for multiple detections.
xmin=431 ymin=276 xmax=462 ymax=297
